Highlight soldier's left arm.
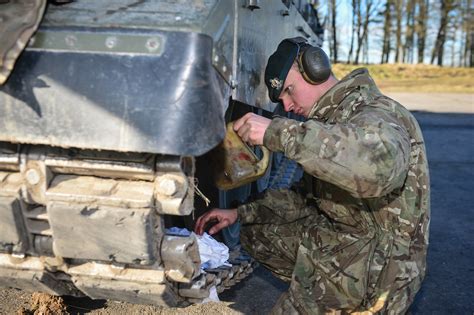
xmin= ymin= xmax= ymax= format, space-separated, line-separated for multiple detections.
xmin=264 ymin=107 xmax=411 ymax=198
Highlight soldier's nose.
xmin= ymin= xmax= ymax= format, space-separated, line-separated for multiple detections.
xmin=281 ymin=99 xmax=291 ymax=112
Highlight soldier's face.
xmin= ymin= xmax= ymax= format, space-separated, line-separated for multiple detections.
xmin=278 ymin=68 xmax=322 ymax=117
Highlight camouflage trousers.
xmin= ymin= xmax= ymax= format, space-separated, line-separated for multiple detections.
xmin=240 ymin=207 xmax=419 ymax=314
xmin=240 ymin=211 xmax=322 ymax=314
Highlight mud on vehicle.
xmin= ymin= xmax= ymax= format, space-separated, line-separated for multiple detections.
xmin=0 ymin=0 xmax=322 ymax=306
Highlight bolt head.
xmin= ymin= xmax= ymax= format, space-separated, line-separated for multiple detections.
xmin=146 ymin=38 xmax=160 ymax=52
xmin=26 ymin=169 xmax=40 ymax=185
xmin=158 ymin=178 xmax=177 ymax=196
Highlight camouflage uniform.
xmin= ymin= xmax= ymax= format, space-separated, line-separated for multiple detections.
xmin=237 ymin=68 xmax=430 ymax=314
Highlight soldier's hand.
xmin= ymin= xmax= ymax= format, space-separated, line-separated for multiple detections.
xmin=233 ymin=113 xmax=271 ymax=146
xmin=194 ymin=208 xmax=238 ymax=236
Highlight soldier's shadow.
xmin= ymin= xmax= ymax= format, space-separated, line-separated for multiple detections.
xmin=61 ymin=295 xmax=106 ymax=314
xmin=219 ymin=265 xmax=289 ymax=314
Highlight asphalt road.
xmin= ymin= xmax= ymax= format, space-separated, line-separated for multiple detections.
xmin=220 ymin=110 xmax=474 ymax=314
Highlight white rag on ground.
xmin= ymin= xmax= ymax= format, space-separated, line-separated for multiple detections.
xmin=166 ymin=227 xmax=231 ymax=270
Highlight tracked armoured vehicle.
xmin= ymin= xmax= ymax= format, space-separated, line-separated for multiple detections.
xmin=0 ymin=0 xmax=322 ymax=306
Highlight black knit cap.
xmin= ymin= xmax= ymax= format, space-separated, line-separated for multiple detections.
xmin=264 ymin=38 xmax=302 ymax=103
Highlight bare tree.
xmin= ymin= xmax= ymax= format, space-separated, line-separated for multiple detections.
xmin=394 ymin=0 xmax=404 ymax=63
xmin=354 ymin=0 xmax=366 ymax=64
xmin=430 ymin=0 xmax=457 ymax=66
xmin=449 ymin=21 xmax=458 ymax=66
xmin=459 ymin=0 xmax=467 ymax=66
xmin=469 ymin=30 xmax=474 ymax=67
xmin=326 ymin=0 xmax=339 ymax=63
xmin=460 ymin=0 xmax=473 ymax=67
xmin=330 ymin=0 xmax=338 ymax=63
xmin=363 ymin=32 xmax=370 ymax=63
xmin=354 ymin=0 xmax=379 ymax=64
xmin=415 ymin=0 xmax=429 ymax=63
xmin=448 ymin=2 xmax=465 ymax=66
xmin=347 ymin=0 xmax=359 ymax=63
xmin=403 ymin=0 xmax=416 ymax=63
xmin=381 ymin=0 xmax=393 ymax=63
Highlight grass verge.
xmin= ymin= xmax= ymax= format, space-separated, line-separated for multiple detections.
xmin=332 ymin=63 xmax=474 ymax=93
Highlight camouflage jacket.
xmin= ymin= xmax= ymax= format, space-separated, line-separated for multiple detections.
xmin=238 ymin=68 xmax=430 ymax=313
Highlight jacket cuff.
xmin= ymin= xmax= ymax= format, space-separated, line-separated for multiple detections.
xmin=263 ymin=117 xmax=298 ymax=152
xmin=237 ymin=203 xmax=257 ymax=225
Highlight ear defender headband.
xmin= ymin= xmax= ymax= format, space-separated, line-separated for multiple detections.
xmin=286 ymin=37 xmax=332 ymax=85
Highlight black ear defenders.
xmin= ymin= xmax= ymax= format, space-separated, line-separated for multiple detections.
xmin=285 ymin=37 xmax=331 ymax=85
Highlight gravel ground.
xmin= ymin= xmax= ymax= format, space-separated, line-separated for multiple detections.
xmin=386 ymin=92 xmax=473 ymax=113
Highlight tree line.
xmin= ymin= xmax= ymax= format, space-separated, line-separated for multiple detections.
xmin=321 ymin=0 xmax=473 ymax=66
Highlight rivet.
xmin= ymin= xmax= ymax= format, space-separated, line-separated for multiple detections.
xmin=105 ymin=36 xmax=118 ymax=49
xmin=65 ymin=35 xmax=77 ymax=47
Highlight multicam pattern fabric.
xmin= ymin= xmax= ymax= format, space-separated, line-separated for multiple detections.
xmin=0 ymin=0 xmax=46 ymax=84
xmin=238 ymin=68 xmax=430 ymax=314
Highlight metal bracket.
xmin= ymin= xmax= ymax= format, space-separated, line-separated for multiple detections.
xmin=29 ymin=29 xmax=166 ymax=56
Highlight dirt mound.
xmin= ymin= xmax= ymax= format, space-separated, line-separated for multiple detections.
xmin=17 ymin=292 xmax=68 ymax=315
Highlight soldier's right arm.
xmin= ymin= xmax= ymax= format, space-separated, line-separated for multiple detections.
xmin=263 ymin=106 xmax=411 ymax=199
